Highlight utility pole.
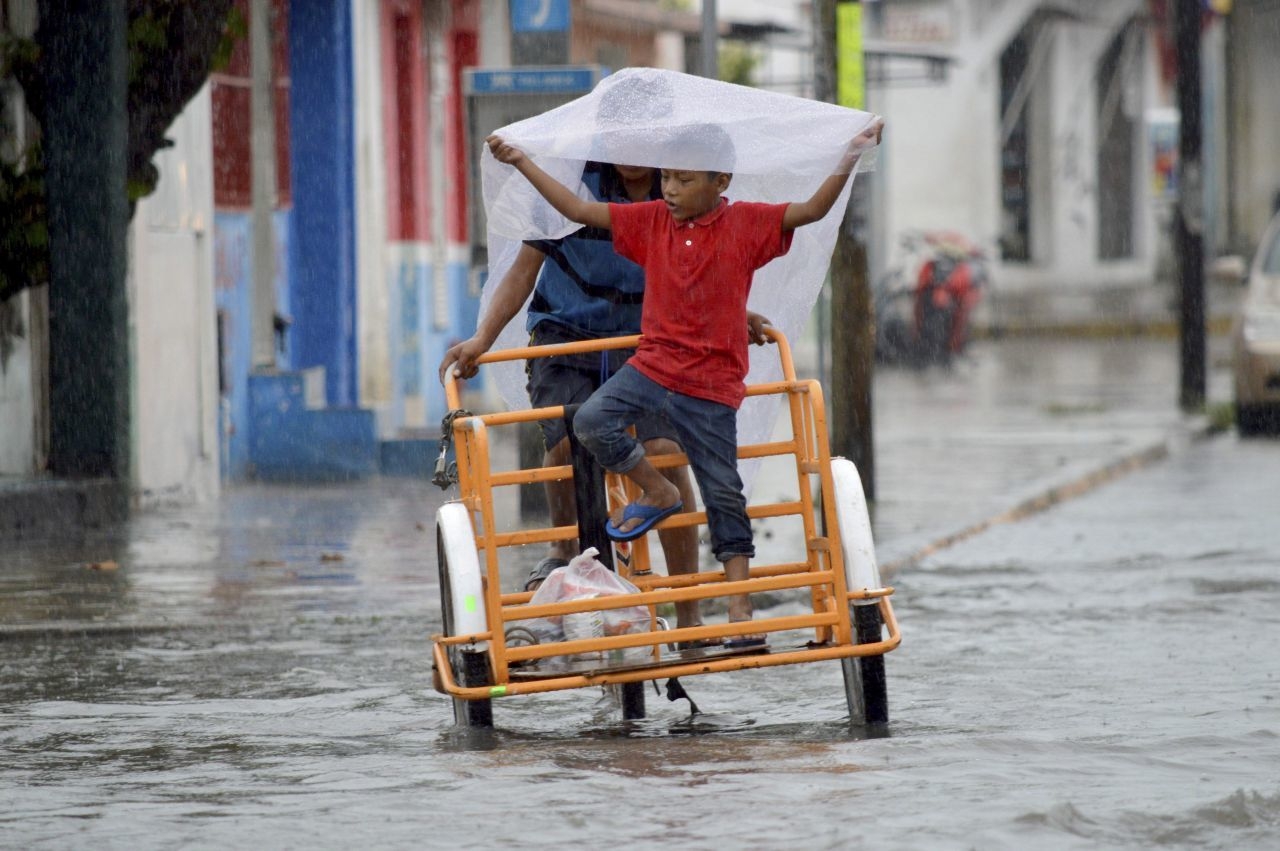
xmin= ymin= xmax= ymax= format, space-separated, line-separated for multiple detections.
xmin=1174 ymin=0 xmax=1205 ymax=412
xmin=250 ymin=0 xmax=279 ymax=370
xmin=701 ymin=0 xmax=718 ymax=79
xmin=814 ymin=0 xmax=875 ymax=500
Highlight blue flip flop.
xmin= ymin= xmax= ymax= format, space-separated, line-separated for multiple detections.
xmin=605 ymin=500 xmax=683 ymax=542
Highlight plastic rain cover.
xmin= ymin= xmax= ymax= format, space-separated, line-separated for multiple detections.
xmin=478 ymin=67 xmax=880 ymax=493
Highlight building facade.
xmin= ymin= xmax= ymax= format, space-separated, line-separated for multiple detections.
xmin=867 ymin=0 xmax=1166 ymax=329
xmin=7 ymin=0 xmax=1276 ymax=510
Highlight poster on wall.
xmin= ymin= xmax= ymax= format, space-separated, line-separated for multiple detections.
xmin=1147 ymin=107 xmax=1179 ymax=201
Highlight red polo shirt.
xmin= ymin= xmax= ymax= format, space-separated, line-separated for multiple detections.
xmin=609 ymin=198 xmax=793 ymax=408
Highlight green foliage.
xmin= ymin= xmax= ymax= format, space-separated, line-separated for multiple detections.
xmin=0 ymin=31 xmax=39 ymax=79
xmin=128 ymin=9 xmax=170 ymax=76
xmin=1206 ymin=401 xmax=1235 ymax=433
xmin=719 ymin=40 xmax=761 ymax=87
xmin=211 ymin=6 xmax=248 ymax=72
xmin=0 ymin=146 xmax=48 ymax=305
xmin=1 ymin=1 xmax=241 ymax=303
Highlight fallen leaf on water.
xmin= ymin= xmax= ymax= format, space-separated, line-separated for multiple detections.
xmin=320 ymin=552 xmax=344 ymax=562
xmin=86 ymin=560 xmax=119 ymax=571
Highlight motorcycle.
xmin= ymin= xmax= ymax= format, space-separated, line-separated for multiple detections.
xmin=874 ymin=230 xmax=988 ymax=368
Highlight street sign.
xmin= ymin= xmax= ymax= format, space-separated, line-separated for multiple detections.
xmin=464 ymin=66 xmax=599 ymax=96
xmin=510 ymin=0 xmax=570 ymax=33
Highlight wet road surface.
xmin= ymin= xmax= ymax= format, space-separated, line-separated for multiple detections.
xmin=4 ymin=433 xmax=1278 ymax=849
xmin=3 ymin=335 xmax=1268 ymax=849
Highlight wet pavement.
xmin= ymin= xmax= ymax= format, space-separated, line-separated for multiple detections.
xmin=0 ymin=336 xmax=1229 ymax=636
xmin=867 ymin=334 xmax=1232 ymax=568
xmin=756 ymin=333 xmax=1231 ymax=576
xmin=5 ymin=334 xmax=1266 ymax=849
xmin=887 ymin=432 xmax=1280 ymax=849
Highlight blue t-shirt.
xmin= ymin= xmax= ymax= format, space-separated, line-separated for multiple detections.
xmin=524 ymin=163 xmax=658 ymax=338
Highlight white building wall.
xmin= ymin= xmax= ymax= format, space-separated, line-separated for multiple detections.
xmin=874 ymin=30 xmax=1002 ymax=276
xmin=128 ymin=85 xmax=219 ymax=505
xmin=352 ymin=0 xmax=391 ymax=427
xmin=0 ymin=0 xmax=42 ymax=476
xmin=1047 ymin=23 xmax=1096 ymax=278
xmin=479 ymin=0 xmax=511 ymax=66
xmin=1227 ymin=1 xmax=1280 ymax=249
xmin=0 ymin=289 xmax=41 ymax=475
xmin=996 ymin=6 xmax=1157 ymax=308
xmin=874 ymin=0 xmax=1158 ymax=328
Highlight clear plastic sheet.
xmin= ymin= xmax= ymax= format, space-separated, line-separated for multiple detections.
xmin=477 ymin=67 xmax=880 ymax=494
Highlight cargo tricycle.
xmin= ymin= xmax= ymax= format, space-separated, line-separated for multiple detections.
xmin=431 ymin=328 xmax=900 ymax=727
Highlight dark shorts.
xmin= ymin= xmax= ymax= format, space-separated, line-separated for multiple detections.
xmin=525 ymin=323 xmax=679 ymax=451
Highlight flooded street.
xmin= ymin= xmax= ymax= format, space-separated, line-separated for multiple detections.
xmin=4 ymin=431 xmax=1278 ymax=849
xmin=4 ymin=0 xmax=1274 ymax=845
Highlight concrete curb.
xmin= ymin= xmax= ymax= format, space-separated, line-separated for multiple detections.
xmin=0 ymin=611 xmax=425 ymax=642
xmin=0 ymin=477 xmax=128 ymax=541
xmin=0 ymin=622 xmax=184 ymax=641
xmin=879 ymin=414 xmax=1220 ymax=576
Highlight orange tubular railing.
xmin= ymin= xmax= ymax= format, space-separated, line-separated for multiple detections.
xmin=434 ymin=328 xmax=899 ymax=698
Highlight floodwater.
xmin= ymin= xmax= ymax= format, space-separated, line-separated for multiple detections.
xmin=3 ymin=435 xmax=1279 ymax=849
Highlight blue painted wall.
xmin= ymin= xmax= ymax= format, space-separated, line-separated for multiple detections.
xmin=214 ymin=209 xmax=294 ymax=481
xmin=387 ymin=250 xmax=425 ymax=430
xmin=386 ymin=254 xmax=474 ymax=430
xmin=248 ymin=372 xmax=377 ymax=481
xmin=425 ymin=258 xmax=475 ymax=424
xmin=273 ymin=209 xmax=293 ymax=369
xmin=289 ymin=0 xmax=357 ymax=408
xmin=214 ymin=212 xmax=253 ymax=480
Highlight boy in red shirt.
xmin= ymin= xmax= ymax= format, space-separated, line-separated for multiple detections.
xmin=486 ymin=119 xmax=882 ymax=644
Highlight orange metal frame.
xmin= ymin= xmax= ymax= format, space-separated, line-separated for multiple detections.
xmin=431 ymin=329 xmax=900 ymax=700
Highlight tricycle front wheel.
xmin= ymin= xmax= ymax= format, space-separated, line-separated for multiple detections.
xmin=831 ymin=459 xmax=890 ymax=727
xmin=436 ymin=502 xmax=493 ymax=728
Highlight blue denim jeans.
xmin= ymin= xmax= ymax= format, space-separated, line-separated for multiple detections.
xmin=574 ymin=365 xmax=754 ymax=562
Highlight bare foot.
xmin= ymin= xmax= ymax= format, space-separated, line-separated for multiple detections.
xmin=726 ymin=594 xmax=765 ymax=644
xmin=721 ymin=555 xmax=762 ymax=640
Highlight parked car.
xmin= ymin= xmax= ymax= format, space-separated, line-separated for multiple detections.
xmin=1233 ymin=210 xmax=1280 ymax=435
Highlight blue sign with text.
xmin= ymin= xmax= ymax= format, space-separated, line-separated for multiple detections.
xmin=510 ymin=0 xmax=570 ymax=33
xmin=466 ymin=67 xmax=598 ymax=95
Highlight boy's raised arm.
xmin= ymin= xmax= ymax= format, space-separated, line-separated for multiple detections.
xmin=782 ymin=118 xmax=884 ymax=231
xmin=486 ymin=135 xmax=613 ymax=231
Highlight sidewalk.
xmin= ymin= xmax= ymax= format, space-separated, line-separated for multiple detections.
xmin=0 ymin=334 xmax=1232 ymax=634
xmin=864 ymin=334 xmax=1231 ymax=573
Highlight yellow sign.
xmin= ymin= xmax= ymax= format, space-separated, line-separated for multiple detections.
xmin=837 ymin=1 xmax=864 ymax=110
